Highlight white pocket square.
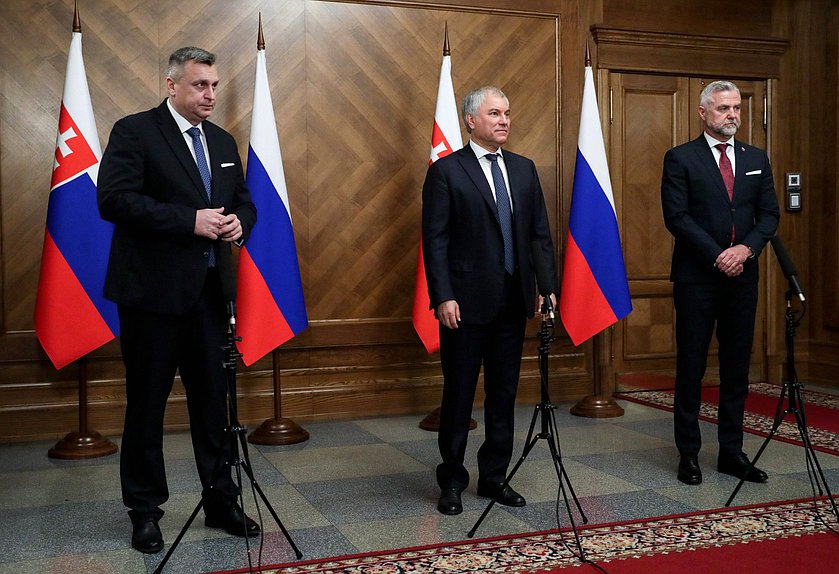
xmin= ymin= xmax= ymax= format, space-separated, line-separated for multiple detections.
xmin=745 ymin=170 xmax=761 ymax=175
xmin=220 ymin=162 xmax=235 ymax=168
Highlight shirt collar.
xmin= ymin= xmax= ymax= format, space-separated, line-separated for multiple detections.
xmin=469 ymin=139 xmax=503 ymax=161
xmin=703 ymin=131 xmax=734 ymax=150
xmin=167 ymin=98 xmax=202 ymax=135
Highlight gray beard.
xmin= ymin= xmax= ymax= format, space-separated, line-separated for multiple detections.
xmin=715 ymin=123 xmax=739 ymax=138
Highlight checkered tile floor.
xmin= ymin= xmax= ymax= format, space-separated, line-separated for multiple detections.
xmin=1 ymin=398 xmax=837 ymax=573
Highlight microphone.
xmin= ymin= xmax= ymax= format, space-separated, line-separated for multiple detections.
xmin=226 ymin=301 xmax=237 ymax=327
xmin=215 ymin=248 xmax=238 ymax=328
xmin=530 ymin=242 xmax=555 ymax=318
xmin=770 ymin=236 xmax=805 ymax=302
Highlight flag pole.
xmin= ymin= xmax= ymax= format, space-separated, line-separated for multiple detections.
xmin=245 ymin=14 xmax=308 ymax=445
xmin=569 ymin=41 xmax=623 ymax=418
xmin=417 ymin=23 xmax=476 ymax=432
xmin=47 ymin=1 xmax=118 ymax=459
xmin=48 ymin=356 xmax=118 ymax=458
xmin=248 ymin=349 xmax=309 ymax=444
xmin=569 ymin=330 xmax=624 ymax=417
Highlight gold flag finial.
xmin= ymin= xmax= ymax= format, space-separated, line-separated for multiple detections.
xmin=443 ymin=22 xmax=450 ymax=57
xmin=585 ymin=38 xmax=591 ymax=67
xmin=73 ymin=0 xmax=81 ymax=33
xmin=257 ymin=12 xmax=265 ymax=51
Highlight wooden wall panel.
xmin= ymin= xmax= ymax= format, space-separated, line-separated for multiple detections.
xmin=609 ymin=73 xmax=687 ymax=376
xmin=7 ymin=0 xmax=835 ymax=443
xmin=0 ymin=0 xmax=588 ymax=442
xmin=603 ymin=0 xmax=773 ymax=39
xmin=770 ymin=0 xmax=839 ymax=388
xmin=303 ymin=1 xmax=558 ymax=320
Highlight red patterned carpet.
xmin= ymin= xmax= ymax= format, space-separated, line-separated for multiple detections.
xmin=213 ymin=499 xmax=839 ymax=574
xmin=614 ymin=381 xmax=839 ymax=455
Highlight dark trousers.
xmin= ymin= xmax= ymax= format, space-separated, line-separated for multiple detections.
xmin=673 ymin=280 xmax=758 ymax=457
xmin=118 ymin=269 xmax=238 ymax=520
xmin=436 ymin=274 xmax=527 ymax=490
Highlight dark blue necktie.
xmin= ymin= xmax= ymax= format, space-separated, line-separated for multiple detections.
xmin=187 ymin=127 xmax=215 ymax=266
xmin=486 ymin=153 xmax=515 ymax=275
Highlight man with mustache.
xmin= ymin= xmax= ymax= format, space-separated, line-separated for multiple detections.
xmin=422 ymin=86 xmax=556 ymax=515
xmin=661 ymin=80 xmax=779 ymax=486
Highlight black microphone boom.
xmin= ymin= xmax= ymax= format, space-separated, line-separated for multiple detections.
xmin=217 ymin=245 xmax=237 ymax=303
xmin=530 ymin=241 xmax=555 ymax=317
xmin=770 ymin=236 xmax=805 ymax=302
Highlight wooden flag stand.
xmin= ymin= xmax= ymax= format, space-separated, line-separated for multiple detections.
xmin=570 ymin=329 xmax=624 ymax=418
xmin=248 ymin=349 xmax=309 ymax=445
xmin=48 ymin=357 xmax=118 ymax=459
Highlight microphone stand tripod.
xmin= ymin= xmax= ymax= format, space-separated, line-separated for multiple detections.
xmin=725 ymin=291 xmax=839 ymax=523
xmin=154 ymin=303 xmax=302 ymax=574
xmin=468 ymin=301 xmax=588 ymax=561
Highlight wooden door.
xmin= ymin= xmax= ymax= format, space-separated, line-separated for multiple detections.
xmin=609 ymin=73 xmax=769 ymax=388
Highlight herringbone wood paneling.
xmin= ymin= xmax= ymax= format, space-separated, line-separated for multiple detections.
xmin=0 ymin=0 xmax=573 ymax=442
xmin=304 ymin=1 xmax=557 ymax=319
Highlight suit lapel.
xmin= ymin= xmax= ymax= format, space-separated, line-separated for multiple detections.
xmin=155 ymin=101 xmax=212 ymax=206
xmin=503 ymin=152 xmax=524 ymax=215
xmin=204 ymin=124 xmax=221 ymax=203
xmin=456 ymin=145 xmax=499 ymax=220
xmin=731 ymin=139 xmax=748 ymax=200
xmin=692 ymin=135 xmax=731 ymax=203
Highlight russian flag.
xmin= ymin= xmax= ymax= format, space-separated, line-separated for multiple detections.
xmin=236 ymin=46 xmax=308 ymax=366
xmin=559 ymin=65 xmax=632 ymax=346
xmin=412 ymin=39 xmax=462 ymax=353
xmin=34 ymin=30 xmax=118 ymax=370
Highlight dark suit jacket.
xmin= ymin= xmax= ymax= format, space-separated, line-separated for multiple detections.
xmin=661 ymin=135 xmax=779 ymax=284
xmin=98 ymin=100 xmax=256 ymax=313
xmin=422 ymin=144 xmax=556 ymax=324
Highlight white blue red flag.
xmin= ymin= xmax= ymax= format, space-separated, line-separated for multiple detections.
xmin=559 ymin=65 xmax=632 ymax=345
xmin=34 ymin=30 xmax=118 ymax=370
xmin=412 ymin=48 xmax=462 ymax=353
xmin=236 ymin=47 xmax=307 ymax=366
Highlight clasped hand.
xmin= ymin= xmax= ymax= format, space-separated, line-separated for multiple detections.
xmin=715 ymin=244 xmax=751 ymax=277
xmin=194 ymin=207 xmax=242 ymax=242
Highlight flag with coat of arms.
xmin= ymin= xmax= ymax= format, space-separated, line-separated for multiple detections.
xmin=35 ymin=25 xmax=118 ymax=369
xmin=412 ymin=29 xmax=463 ymax=353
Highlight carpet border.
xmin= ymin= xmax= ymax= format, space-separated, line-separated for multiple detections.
xmin=209 ymin=496 xmax=834 ymax=574
xmin=613 ymin=383 xmax=839 ymax=456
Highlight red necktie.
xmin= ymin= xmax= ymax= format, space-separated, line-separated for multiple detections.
xmin=716 ymin=143 xmax=735 ymax=242
xmin=715 ymin=143 xmax=734 ymax=200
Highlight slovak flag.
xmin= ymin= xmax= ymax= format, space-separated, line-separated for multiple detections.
xmin=559 ymin=65 xmax=632 ymax=345
xmin=236 ymin=46 xmax=307 ymax=366
xmin=412 ymin=44 xmax=463 ymax=353
xmin=34 ymin=29 xmax=118 ymax=370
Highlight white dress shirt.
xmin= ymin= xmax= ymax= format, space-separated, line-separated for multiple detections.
xmin=469 ymin=139 xmax=513 ymax=213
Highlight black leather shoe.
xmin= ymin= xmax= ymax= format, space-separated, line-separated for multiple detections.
xmin=718 ymin=452 xmax=768 ymax=483
xmin=677 ymin=454 xmax=702 ymax=485
xmin=205 ymin=502 xmax=261 ymax=537
xmin=131 ymin=516 xmax=163 ymax=554
xmin=437 ymin=487 xmax=463 ymax=515
xmin=477 ymin=483 xmax=526 ymax=507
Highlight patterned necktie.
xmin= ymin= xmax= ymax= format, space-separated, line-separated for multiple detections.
xmin=486 ymin=153 xmax=515 ymax=275
xmin=187 ymin=127 xmax=215 ymax=266
xmin=715 ymin=143 xmax=734 ymax=200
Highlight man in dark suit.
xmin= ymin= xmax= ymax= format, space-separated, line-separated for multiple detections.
xmin=661 ymin=80 xmax=779 ymax=486
xmin=98 ymin=47 xmax=258 ymax=553
xmin=422 ymin=86 xmax=557 ymax=515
